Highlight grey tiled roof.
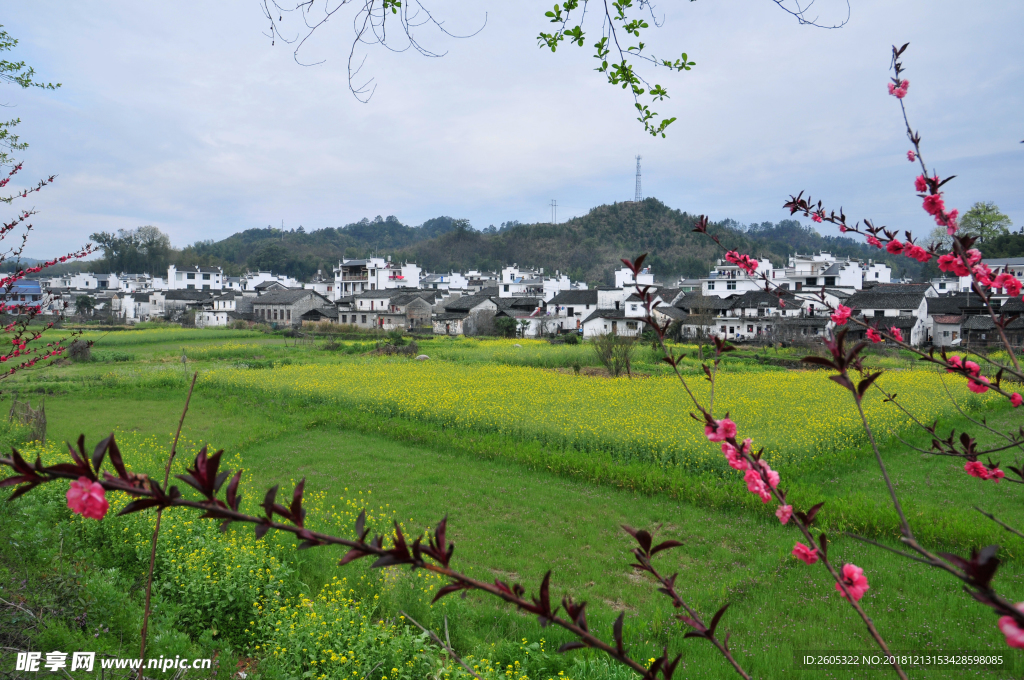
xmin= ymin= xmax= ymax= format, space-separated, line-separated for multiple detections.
xmin=846 ymin=290 xmax=926 ymax=310
xmin=252 ymin=289 xmax=328 ymax=305
xmin=548 ymin=290 xmax=598 ymax=306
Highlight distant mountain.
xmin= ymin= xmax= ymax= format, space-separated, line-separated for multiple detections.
xmin=167 ymin=199 xmax=924 ymax=284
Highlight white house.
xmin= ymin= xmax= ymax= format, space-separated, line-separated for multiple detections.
xmin=167 ymin=265 xmax=224 ymax=291
xmin=958 ymin=257 xmax=1024 ymax=294
xmin=334 ymin=257 xmax=422 ymax=299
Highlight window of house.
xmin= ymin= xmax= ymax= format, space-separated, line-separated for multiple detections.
xmin=943 ymin=330 xmax=950 ymax=337
xmin=939 ymin=283 xmax=946 ymax=290
xmin=287 ymin=310 xmax=291 ymax=320
xmin=727 ymin=281 xmax=736 ymax=290
xmin=626 ymin=321 xmax=638 ymax=329
xmin=187 ymin=273 xmax=195 ymax=279
xmin=187 ymin=284 xmax=195 ymax=290
xmin=900 ymin=310 xmax=912 ymax=316
xmin=361 ymin=315 xmax=367 ymax=323
xmin=824 ymin=277 xmax=836 ymax=286
xmin=273 ymin=310 xmax=278 ymax=320
xmin=708 ymin=281 xmax=715 ymax=290
xmin=567 ymin=307 xmax=574 ymax=316
xmin=806 ymin=277 xmax=817 ymax=286
xmin=747 ymin=325 xmax=754 ymax=333
xmin=203 ymin=285 xmax=210 ymax=291
xmin=720 ymin=326 xmax=726 ymax=333
xmin=203 ymin=274 xmax=210 ymax=280
xmin=341 ymin=314 xmax=347 ymax=323
xmin=729 ymin=327 xmax=734 ymax=334
xmin=630 ymin=304 xmax=638 ymax=311
xmin=874 ymin=272 xmax=879 ymax=278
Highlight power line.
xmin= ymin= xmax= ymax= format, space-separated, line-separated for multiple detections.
xmin=634 ymin=155 xmax=642 ymax=202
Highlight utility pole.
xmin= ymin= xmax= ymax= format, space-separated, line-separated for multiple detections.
xmin=634 ymin=155 xmax=642 ymax=203
xmin=550 ymin=199 xmax=558 ymax=225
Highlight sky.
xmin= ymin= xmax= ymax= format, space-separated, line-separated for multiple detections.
xmin=3 ymin=0 xmax=1023 ymax=259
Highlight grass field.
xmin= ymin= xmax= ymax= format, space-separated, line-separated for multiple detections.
xmin=3 ymin=327 xmax=1023 ymax=679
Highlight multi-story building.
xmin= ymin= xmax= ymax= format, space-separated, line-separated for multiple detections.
xmin=167 ymin=265 xmax=224 ymax=291
xmin=333 ymin=257 xmax=422 ymax=299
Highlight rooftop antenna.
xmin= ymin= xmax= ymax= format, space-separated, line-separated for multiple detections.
xmin=634 ymin=155 xmax=642 ymax=202
xmin=550 ymin=199 xmax=558 ymax=225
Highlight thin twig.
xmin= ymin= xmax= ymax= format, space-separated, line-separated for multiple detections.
xmin=844 ymin=533 xmax=932 ymax=565
xmin=400 ymin=610 xmax=483 ymax=680
xmin=974 ymin=506 xmax=1024 ymax=542
xmin=137 ymin=371 xmax=198 ymax=679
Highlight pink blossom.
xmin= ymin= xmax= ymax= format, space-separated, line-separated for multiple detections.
xmin=66 ymin=477 xmax=109 ymax=520
xmin=743 ymin=468 xmax=772 ymax=503
xmin=758 ymin=459 xmax=780 ymax=489
xmin=886 ymin=240 xmax=904 ymax=255
xmin=907 ymin=150 xmax=916 ymax=162
xmin=1011 ymin=393 xmax=1022 ymax=408
xmin=838 ymin=225 xmax=847 ymax=233
xmin=966 ymin=249 xmax=983 ymax=266
xmin=914 ymin=175 xmax=928 ymax=193
xmin=811 ymin=213 xmax=823 ymax=223
xmin=705 ymin=418 xmax=737 ymax=443
xmin=890 ymin=327 xmax=904 ymax=343
xmin=776 ymin=504 xmax=793 ymax=524
xmin=997 ymin=604 xmax=1024 ymax=648
xmin=946 ymin=355 xmax=963 ymax=371
xmin=835 ymin=563 xmax=869 ymax=601
xmin=968 ymin=376 xmax=991 ymax=394
xmin=922 ymin=194 xmax=945 ymax=216
xmin=905 ymin=244 xmax=931 ymax=263
xmin=973 ymin=263 xmax=994 ymax=287
xmin=900 ymin=79 xmax=909 ymax=91
xmin=725 ymin=251 xmax=759 ymax=275
xmin=993 ymin=273 xmax=1023 ymax=297
xmin=867 ymin=236 xmax=883 ymax=249
xmin=964 ymin=360 xmax=981 ymax=376
xmin=792 ymin=542 xmax=819 ymax=565
xmin=722 ymin=442 xmax=750 ymax=471
xmin=866 ymin=327 xmax=882 ymax=343
xmin=965 ymin=461 xmax=990 ymax=479
xmin=990 ymin=468 xmax=1006 ymax=483
xmin=887 ymin=83 xmax=896 ymax=96
xmin=830 ymin=305 xmax=852 ymax=326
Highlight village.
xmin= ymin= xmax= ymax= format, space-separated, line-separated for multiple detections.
xmin=20 ymin=252 xmax=1024 ymax=348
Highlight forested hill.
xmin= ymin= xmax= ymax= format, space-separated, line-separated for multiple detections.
xmin=155 ymin=199 xmax=925 ymax=284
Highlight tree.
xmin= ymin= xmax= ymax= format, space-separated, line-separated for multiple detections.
xmin=493 ymin=316 xmax=517 ymax=338
xmin=75 ymin=294 xmax=95 ymax=316
xmin=90 ymin=226 xmax=174 ymax=274
xmin=960 ymin=201 xmax=1012 ymax=242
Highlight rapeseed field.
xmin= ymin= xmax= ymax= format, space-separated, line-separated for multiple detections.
xmin=201 ymin=360 xmax=994 ymax=472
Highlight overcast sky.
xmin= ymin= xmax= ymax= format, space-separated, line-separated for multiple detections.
xmin=3 ymin=0 xmax=1022 ymax=259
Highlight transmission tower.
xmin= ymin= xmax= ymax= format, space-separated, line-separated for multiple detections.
xmin=634 ymin=155 xmax=642 ymax=202
xmin=551 ymin=199 xmax=558 ymax=224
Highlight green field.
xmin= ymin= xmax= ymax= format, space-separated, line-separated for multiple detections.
xmin=2 ymin=328 xmax=1023 ymax=679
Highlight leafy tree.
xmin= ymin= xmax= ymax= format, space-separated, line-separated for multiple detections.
xmin=960 ymin=201 xmax=1012 ymax=242
xmin=75 ymin=295 xmax=95 ymax=316
xmin=90 ymin=226 xmax=174 ymax=274
xmin=0 ymin=26 xmax=60 ymax=166
xmin=494 ymin=316 xmax=517 ymax=338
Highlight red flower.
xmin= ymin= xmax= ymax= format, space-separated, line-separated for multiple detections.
xmin=922 ymin=194 xmax=945 ymax=216
xmin=66 ymin=477 xmax=109 ymax=520
xmin=914 ymin=174 xmax=928 ymax=193
xmin=965 ymin=460 xmax=991 ymax=479
xmin=1011 ymin=393 xmax=1022 ymax=408
xmin=886 ymin=240 xmax=904 ymax=255
xmin=889 ymin=327 xmax=904 ymax=343
xmin=907 ymin=150 xmax=916 ymax=162
xmin=743 ymin=468 xmax=772 ymax=503
xmin=994 ymin=273 xmax=1023 ymax=297
xmin=937 ymin=253 xmax=969 ymax=277
xmin=830 ymin=305 xmax=852 ymax=326
xmin=835 ymin=563 xmax=869 ymax=601
xmin=998 ymin=604 xmax=1024 ymax=648
xmin=968 ymin=376 xmax=991 ymax=394
xmin=905 ymin=244 xmax=930 ymax=263
xmin=811 ymin=213 xmax=823 ymax=223
xmin=867 ymin=236 xmax=882 ymax=249
xmin=776 ymin=505 xmax=793 ymax=524
xmin=792 ymin=542 xmax=819 ymax=565
xmin=722 ymin=442 xmax=750 ymax=471
xmin=705 ymin=418 xmax=737 ymax=442
xmin=866 ymin=327 xmax=882 ymax=344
